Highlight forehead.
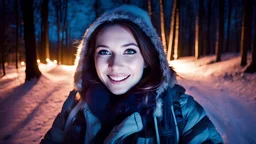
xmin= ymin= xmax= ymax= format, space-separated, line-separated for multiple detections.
xmin=95 ymin=24 xmax=137 ymax=44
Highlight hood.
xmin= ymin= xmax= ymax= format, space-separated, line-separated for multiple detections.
xmin=73 ymin=5 xmax=176 ymax=118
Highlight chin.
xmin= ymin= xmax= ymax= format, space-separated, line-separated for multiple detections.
xmin=109 ymin=88 xmax=129 ymax=95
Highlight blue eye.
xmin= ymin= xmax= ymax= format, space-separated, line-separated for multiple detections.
xmin=98 ymin=50 xmax=111 ymax=55
xmin=124 ymin=49 xmax=137 ymax=55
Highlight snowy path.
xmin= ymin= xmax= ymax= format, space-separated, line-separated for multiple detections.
xmin=178 ymin=77 xmax=256 ymax=144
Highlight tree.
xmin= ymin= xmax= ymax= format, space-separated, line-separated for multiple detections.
xmin=205 ymin=0 xmax=212 ymax=56
xmin=94 ymin=0 xmax=102 ymax=17
xmin=54 ymin=0 xmax=62 ymax=64
xmin=173 ymin=0 xmax=179 ymax=59
xmin=167 ymin=0 xmax=177 ymax=61
xmin=159 ymin=0 xmax=167 ymax=52
xmin=148 ymin=0 xmax=152 ymax=18
xmin=225 ymin=0 xmax=232 ymax=52
xmin=151 ymin=0 xmax=161 ymax=36
xmin=244 ymin=15 xmax=256 ymax=73
xmin=0 ymin=0 xmax=6 ymax=76
xmin=42 ymin=0 xmax=50 ymax=63
xmin=21 ymin=0 xmax=41 ymax=81
xmin=198 ymin=0 xmax=204 ymax=57
xmin=62 ymin=0 xmax=68 ymax=64
xmin=216 ymin=0 xmax=224 ymax=62
xmin=194 ymin=0 xmax=199 ymax=59
xmin=240 ymin=0 xmax=253 ymax=66
xmin=15 ymin=0 xmax=19 ymax=69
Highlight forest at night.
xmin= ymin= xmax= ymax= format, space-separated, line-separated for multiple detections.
xmin=0 ymin=0 xmax=256 ymax=143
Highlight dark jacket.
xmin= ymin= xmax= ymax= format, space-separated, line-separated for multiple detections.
xmin=41 ymin=85 xmax=223 ymax=144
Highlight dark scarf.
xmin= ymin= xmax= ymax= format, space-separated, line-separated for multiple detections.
xmin=84 ymin=83 xmax=156 ymax=143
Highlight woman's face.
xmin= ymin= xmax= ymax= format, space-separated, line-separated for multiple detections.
xmin=94 ymin=25 xmax=145 ymax=95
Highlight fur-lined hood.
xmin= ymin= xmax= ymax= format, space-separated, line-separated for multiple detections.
xmin=73 ymin=5 xmax=176 ymax=117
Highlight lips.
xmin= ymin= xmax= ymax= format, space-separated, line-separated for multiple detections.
xmin=108 ymin=75 xmax=130 ymax=82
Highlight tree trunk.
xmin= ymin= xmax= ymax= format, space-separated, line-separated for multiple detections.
xmin=244 ymin=9 xmax=256 ymax=73
xmin=173 ymin=0 xmax=179 ymax=59
xmin=205 ymin=0 xmax=212 ymax=56
xmin=167 ymin=0 xmax=176 ymax=61
xmin=151 ymin=0 xmax=161 ymax=36
xmin=225 ymin=0 xmax=232 ymax=52
xmin=55 ymin=0 xmax=61 ymax=64
xmin=159 ymin=0 xmax=167 ymax=53
xmin=0 ymin=0 xmax=6 ymax=76
xmin=216 ymin=0 xmax=224 ymax=62
xmin=195 ymin=1 xmax=199 ymax=59
xmin=199 ymin=0 xmax=204 ymax=56
xmin=42 ymin=0 xmax=50 ymax=63
xmin=148 ymin=0 xmax=152 ymax=17
xmin=21 ymin=0 xmax=41 ymax=81
xmin=240 ymin=0 xmax=253 ymax=66
xmin=15 ymin=0 xmax=19 ymax=69
xmin=94 ymin=0 xmax=101 ymax=17
xmin=62 ymin=0 xmax=68 ymax=64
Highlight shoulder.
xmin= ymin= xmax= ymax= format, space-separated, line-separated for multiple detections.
xmin=179 ymin=94 xmax=206 ymax=132
xmin=178 ymin=94 xmax=223 ymax=143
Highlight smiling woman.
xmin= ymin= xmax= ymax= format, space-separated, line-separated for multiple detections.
xmin=41 ymin=4 xmax=223 ymax=144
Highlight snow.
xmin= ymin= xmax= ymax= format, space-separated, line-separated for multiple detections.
xmin=0 ymin=53 xmax=255 ymax=144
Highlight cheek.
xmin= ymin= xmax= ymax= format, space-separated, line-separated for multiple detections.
xmin=127 ymin=57 xmax=145 ymax=72
xmin=94 ymin=58 xmax=107 ymax=76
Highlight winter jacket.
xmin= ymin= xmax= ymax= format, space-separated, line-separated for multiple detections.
xmin=41 ymin=85 xmax=223 ymax=144
xmin=41 ymin=4 xmax=223 ymax=144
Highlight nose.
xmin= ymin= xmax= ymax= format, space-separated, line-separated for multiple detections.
xmin=108 ymin=54 xmax=123 ymax=68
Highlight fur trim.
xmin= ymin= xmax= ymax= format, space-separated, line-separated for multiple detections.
xmin=73 ymin=5 xmax=176 ymax=118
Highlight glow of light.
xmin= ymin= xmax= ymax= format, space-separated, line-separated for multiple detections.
xmin=37 ymin=59 xmax=40 ymax=63
xmin=173 ymin=54 xmax=178 ymax=60
xmin=169 ymin=59 xmax=195 ymax=74
xmin=53 ymin=60 xmax=57 ymax=64
xmin=21 ymin=61 xmax=25 ymax=66
xmin=46 ymin=58 xmax=50 ymax=63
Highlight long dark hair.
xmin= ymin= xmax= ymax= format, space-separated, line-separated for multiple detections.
xmin=82 ymin=20 xmax=163 ymax=95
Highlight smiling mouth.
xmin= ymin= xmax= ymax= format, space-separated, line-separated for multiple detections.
xmin=108 ymin=75 xmax=130 ymax=82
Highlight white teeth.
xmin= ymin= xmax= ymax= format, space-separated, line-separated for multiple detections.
xmin=109 ymin=75 xmax=129 ymax=81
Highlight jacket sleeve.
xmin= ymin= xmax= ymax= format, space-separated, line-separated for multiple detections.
xmin=179 ymin=94 xmax=223 ymax=144
xmin=40 ymin=90 xmax=79 ymax=144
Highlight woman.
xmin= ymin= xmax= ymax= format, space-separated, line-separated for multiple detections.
xmin=41 ymin=5 xmax=223 ymax=144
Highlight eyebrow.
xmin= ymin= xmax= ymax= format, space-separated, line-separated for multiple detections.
xmin=122 ymin=43 xmax=139 ymax=47
xmin=96 ymin=44 xmax=109 ymax=49
xmin=96 ymin=43 xmax=139 ymax=49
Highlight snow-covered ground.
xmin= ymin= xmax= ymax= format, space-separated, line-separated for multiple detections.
xmin=0 ymin=53 xmax=255 ymax=144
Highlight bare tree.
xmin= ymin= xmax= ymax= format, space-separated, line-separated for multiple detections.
xmin=225 ymin=0 xmax=232 ymax=52
xmin=15 ymin=0 xmax=19 ymax=69
xmin=173 ymin=0 xmax=179 ymax=59
xmin=240 ymin=0 xmax=253 ymax=66
xmin=198 ymin=0 xmax=204 ymax=56
xmin=151 ymin=0 xmax=161 ymax=36
xmin=195 ymin=0 xmax=199 ymax=59
xmin=216 ymin=0 xmax=224 ymax=62
xmin=167 ymin=0 xmax=177 ymax=61
xmin=54 ymin=0 xmax=62 ymax=64
xmin=159 ymin=0 xmax=167 ymax=52
xmin=94 ymin=0 xmax=101 ymax=18
xmin=148 ymin=0 xmax=152 ymax=17
xmin=0 ymin=0 xmax=6 ymax=76
xmin=42 ymin=0 xmax=50 ymax=63
xmin=62 ymin=0 xmax=68 ymax=64
xmin=205 ymin=0 xmax=212 ymax=56
xmin=245 ymin=9 xmax=256 ymax=73
xmin=21 ymin=0 xmax=41 ymax=81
